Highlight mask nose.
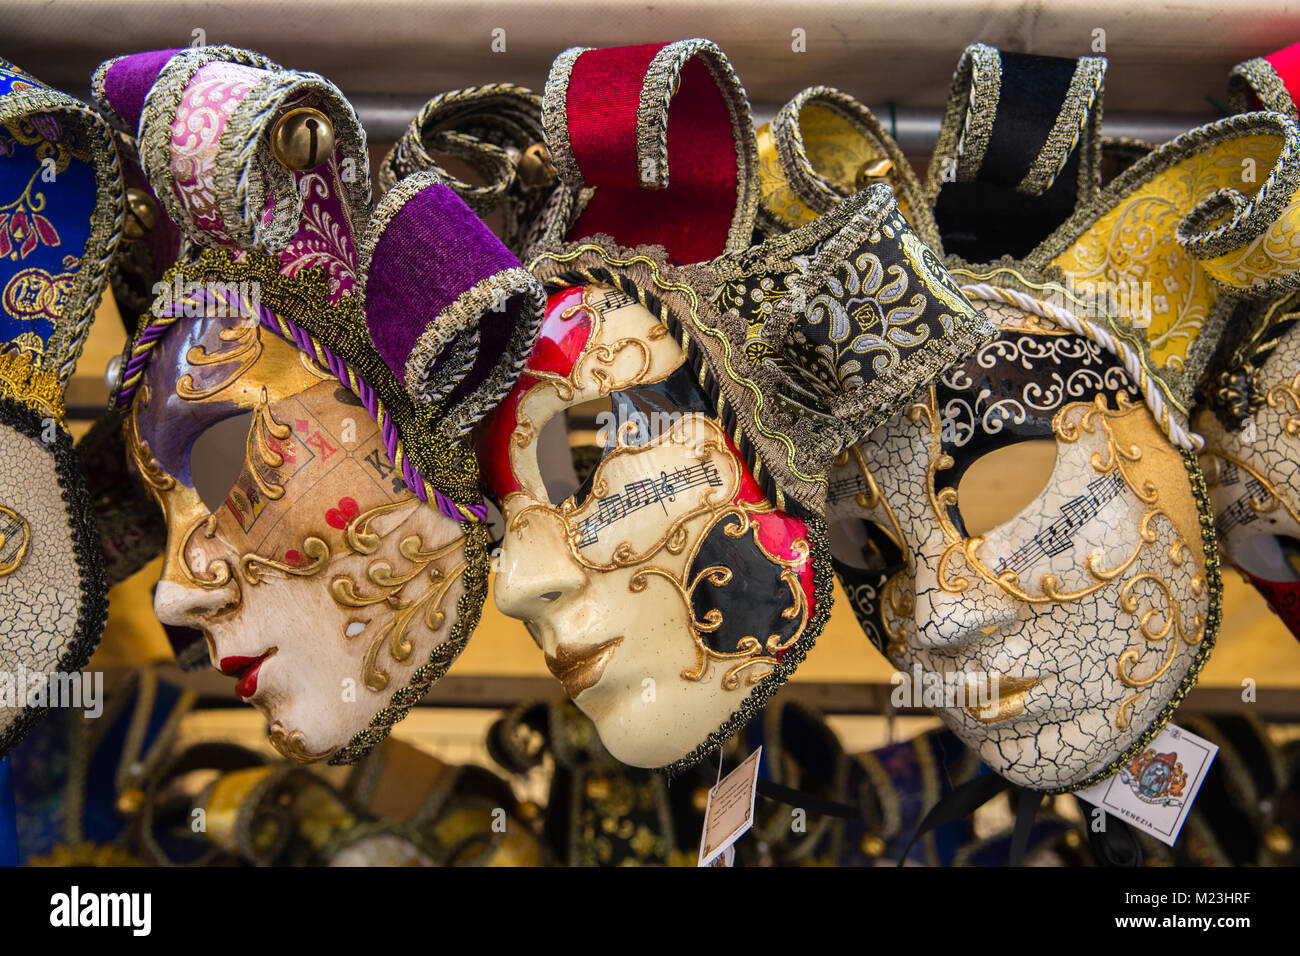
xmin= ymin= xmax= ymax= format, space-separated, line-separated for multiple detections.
xmin=153 ymin=578 xmax=239 ymax=652
xmin=909 ymin=546 xmax=1020 ymax=650
xmin=154 ymin=521 xmax=241 ymax=629
xmin=493 ymin=510 xmax=587 ymax=623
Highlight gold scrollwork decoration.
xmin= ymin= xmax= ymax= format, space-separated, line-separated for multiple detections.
xmin=239 ymin=535 xmax=330 ymax=584
xmin=329 ymin=502 xmax=468 ymax=692
xmin=879 ymin=570 xmax=914 ymax=668
xmin=179 ymin=513 xmax=234 ymax=589
xmin=1267 ymin=371 xmax=1300 ymax=438
xmin=630 ymin=504 xmax=809 ymax=692
xmin=245 ymin=386 xmax=293 ymax=501
xmin=1114 ymin=569 xmax=1206 ymax=730
xmin=0 ymin=504 xmax=31 ymax=576
xmin=125 ymin=383 xmax=177 ymax=495
xmin=176 ymin=322 xmax=264 ymax=401
xmin=269 ymin=721 xmax=336 ymax=764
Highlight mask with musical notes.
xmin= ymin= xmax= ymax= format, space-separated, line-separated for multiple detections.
xmin=478 ymin=283 xmax=823 ymax=771
xmin=1196 ymin=295 xmax=1300 ymax=641
xmin=758 ymin=41 xmax=1300 ymax=792
xmin=827 ymin=295 xmax=1217 ymax=793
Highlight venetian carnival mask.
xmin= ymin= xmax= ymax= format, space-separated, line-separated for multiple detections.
xmin=761 ymin=44 xmax=1300 ymax=790
xmin=1190 ymin=51 xmax=1300 ymax=639
xmin=466 ymin=40 xmax=990 ymax=772
xmin=1197 ymin=298 xmax=1300 ymax=635
xmin=96 ymin=47 xmax=543 ymax=763
xmin=480 ymin=283 xmax=822 ymax=769
xmin=0 ymin=59 xmax=123 ymax=755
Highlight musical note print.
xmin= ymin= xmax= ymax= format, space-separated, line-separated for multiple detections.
xmin=592 ymin=288 xmax=635 ymax=312
xmin=577 ymin=461 xmax=724 ymax=547
xmin=1214 ymin=460 xmax=1276 ymax=537
xmin=827 ymin=472 xmax=868 ymax=505
xmin=993 ymin=471 xmax=1125 ymax=577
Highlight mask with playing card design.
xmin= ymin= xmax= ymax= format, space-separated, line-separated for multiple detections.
xmin=100 ymin=47 xmax=543 ymax=763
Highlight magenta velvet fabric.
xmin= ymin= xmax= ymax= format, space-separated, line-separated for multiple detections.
xmin=100 ymin=49 xmax=182 ymax=131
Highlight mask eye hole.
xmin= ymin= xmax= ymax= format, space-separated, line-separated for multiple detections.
xmin=553 ymin=397 xmax=616 ymax=508
xmin=190 ymin=412 xmax=254 ymax=514
xmin=829 ymin=516 xmax=904 ymax=572
xmin=955 ymin=439 xmax=1058 ymax=537
xmin=534 ymin=410 xmax=582 ymax=507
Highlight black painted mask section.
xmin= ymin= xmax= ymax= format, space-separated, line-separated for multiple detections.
xmin=688 ymin=515 xmax=802 ymax=656
xmin=933 ymin=329 xmax=1140 ymax=497
xmin=569 ymin=361 xmax=715 ymax=509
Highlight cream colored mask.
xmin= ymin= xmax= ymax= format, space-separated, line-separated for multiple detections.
xmin=127 ymin=315 xmax=476 ymax=763
xmin=479 ymin=188 xmax=988 ymax=774
xmin=479 ymin=283 xmax=827 ymax=771
xmin=765 ymin=46 xmax=1300 ymax=791
xmin=102 ymin=47 xmax=543 ymax=763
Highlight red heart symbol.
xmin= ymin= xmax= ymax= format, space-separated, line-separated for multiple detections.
xmin=326 ymin=496 xmax=360 ymax=530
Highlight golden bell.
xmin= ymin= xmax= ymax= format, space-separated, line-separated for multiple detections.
xmin=855 ymin=157 xmax=895 ymax=191
xmin=516 ymin=142 xmax=557 ymax=188
xmin=270 ymin=107 xmax=335 ymax=171
xmin=122 ymin=187 xmax=159 ymax=241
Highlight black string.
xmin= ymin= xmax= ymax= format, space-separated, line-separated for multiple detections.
xmin=898 ymin=772 xmax=1011 ymax=865
xmin=1007 ymin=787 xmax=1044 ymax=865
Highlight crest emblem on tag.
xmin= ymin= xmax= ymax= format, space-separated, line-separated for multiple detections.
xmin=1120 ymin=749 xmax=1189 ymax=806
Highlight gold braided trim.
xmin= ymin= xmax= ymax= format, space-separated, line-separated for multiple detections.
xmin=0 ymin=350 xmax=64 ymax=419
xmin=115 ymin=255 xmax=482 ymax=523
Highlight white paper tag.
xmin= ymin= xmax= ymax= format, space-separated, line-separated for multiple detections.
xmin=1073 ymin=722 xmax=1218 ymax=847
xmin=698 ymin=746 xmax=762 ymax=867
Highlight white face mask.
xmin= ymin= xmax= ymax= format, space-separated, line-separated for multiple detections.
xmin=479 ymin=284 xmax=825 ymax=770
xmin=128 ymin=309 xmax=473 ymax=764
xmin=829 ymin=297 xmax=1217 ymax=792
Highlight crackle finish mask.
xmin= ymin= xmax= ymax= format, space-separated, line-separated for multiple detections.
xmin=1197 ymin=297 xmax=1300 ymax=636
xmin=757 ymin=44 xmax=1300 ymax=790
xmin=1192 ymin=53 xmax=1300 ymax=638
xmin=0 ymin=59 xmax=123 ymax=755
xmin=98 ymin=47 xmax=544 ymax=763
xmin=479 ymin=284 xmax=824 ymax=770
xmin=828 ymin=297 xmax=1216 ymax=791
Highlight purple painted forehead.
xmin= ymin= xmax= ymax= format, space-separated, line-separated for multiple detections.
xmin=133 ymin=312 xmax=308 ymax=487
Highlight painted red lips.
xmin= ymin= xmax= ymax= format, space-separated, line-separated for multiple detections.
xmin=219 ymin=650 xmax=275 ymax=699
